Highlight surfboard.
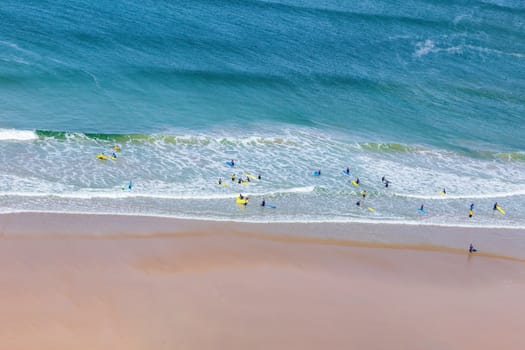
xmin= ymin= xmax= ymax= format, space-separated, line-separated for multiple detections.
xmin=218 ymin=182 xmax=228 ymax=187
xmin=313 ymin=171 xmax=321 ymax=176
xmin=468 ymin=209 xmax=473 ymax=217
xmin=418 ymin=208 xmax=426 ymax=214
xmin=96 ymin=154 xmax=108 ymax=160
xmin=341 ymin=170 xmax=351 ymax=176
xmin=244 ymin=173 xmax=258 ymax=179
xmin=236 ymin=198 xmax=248 ymax=205
xmin=226 ymin=161 xmax=234 ymax=167
xmin=352 ymin=181 xmax=359 ymax=187
xmin=439 ymin=191 xmax=446 ymax=196
xmin=496 ymin=205 xmax=505 ymax=215
xmin=266 ymin=204 xmax=277 ymax=209
xmin=367 ymin=207 xmax=375 ymax=212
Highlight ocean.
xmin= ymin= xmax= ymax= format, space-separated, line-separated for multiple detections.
xmin=0 ymin=0 xmax=524 ymax=227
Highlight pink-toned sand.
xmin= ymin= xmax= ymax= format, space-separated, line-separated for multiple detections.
xmin=1 ymin=215 xmax=524 ymax=349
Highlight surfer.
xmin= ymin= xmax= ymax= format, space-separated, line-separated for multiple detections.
xmin=356 ymin=200 xmax=361 ymax=207
xmin=231 ymin=159 xmax=235 ymax=167
xmin=384 ymin=180 xmax=390 ymax=188
xmin=420 ymin=204 xmax=424 ymax=211
xmin=317 ymin=169 xmax=321 ymax=175
xmin=238 ymin=178 xmax=242 ymax=184
xmin=469 ymin=243 xmax=477 ymax=253
xmin=239 ymin=193 xmax=244 ymax=200
xmin=112 ymin=152 xmax=118 ymax=159
xmin=493 ymin=202 xmax=498 ymax=211
xmin=356 ymin=178 xmax=360 ymax=185
xmin=218 ymin=178 xmax=222 ymax=185
xmin=381 ymin=176 xmax=386 ymax=182
xmin=245 ymin=176 xmax=250 ymax=182
xmin=258 ymin=174 xmax=261 ymax=180
xmin=470 ymin=203 xmax=474 ymax=210
xmin=231 ymin=174 xmax=236 ymax=182
xmin=362 ymin=190 xmax=367 ymax=199
xmin=345 ymin=167 xmax=350 ymax=175
xmin=261 ymin=198 xmax=265 ymax=207
xmin=442 ymin=188 xmax=446 ymax=195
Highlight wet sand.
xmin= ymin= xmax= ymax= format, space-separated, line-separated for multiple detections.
xmin=1 ymin=213 xmax=524 ymax=349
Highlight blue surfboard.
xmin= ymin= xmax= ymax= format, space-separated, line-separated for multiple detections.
xmin=418 ymin=208 xmax=427 ymax=215
xmin=341 ymin=170 xmax=351 ymax=176
xmin=225 ymin=161 xmax=234 ymax=167
xmin=313 ymin=171 xmax=321 ymax=176
xmin=266 ymin=204 xmax=277 ymax=209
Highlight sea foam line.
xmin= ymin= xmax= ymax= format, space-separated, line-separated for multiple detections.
xmin=394 ymin=189 xmax=525 ymax=200
xmin=0 ymin=129 xmax=38 ymax=141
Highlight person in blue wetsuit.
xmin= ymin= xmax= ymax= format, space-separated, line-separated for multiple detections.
xmin=345 ymin=167 xmax=350 ymax=175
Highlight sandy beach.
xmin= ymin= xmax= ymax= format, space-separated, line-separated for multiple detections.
xmin=1 ymin=213 xmax=525 ymax=350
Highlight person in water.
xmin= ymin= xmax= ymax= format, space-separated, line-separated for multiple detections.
xmin=112 ymin=152 xmax=118 ymax=158
xmin=257 ymin=174 xmax=261 ymax=180
xmin=356 ymin=178 xmax=360 ymax=185
xmin=381 ymin=176 xmax=386 ymax=183
xmin=470 ymin=203 xmax=474 ymax=210
xmin=239 ymin=193 xmax=244 ymax=200
xmin=469 ymin=243 xmax=477 ymax=253
xmin=317 ymin=169 xmax=321 ymax=175
xmin=493 ymin=202 xmax=498 ymax=210
xmin=231 ymin=159 xmax=235 ymax=166
xmin=442 ymin=188 xmax=446 ymax=195
xmin=420 ymin=204 xmax=424 ymax=211
xmin=231 ymin=174 xmax=236 ymax=181
xmin=362 ymin=190 xmax=367 ymax=199
xmin=238 ymin=178 xmax=242 ymax=184
xmin=261 ymin=198 xmax=266 ymax=207
xmin=385 ymin=180 xmax=390 ymax=188
xmin=218 ymin=178 xmax=222 ymax=185
xmin=246 ymin=176 xmax=250 ymax=182
xmin=356 ymin=200 xmax=361 ymax=206
xmin=345 ymin=167 xmax=350 ymax=174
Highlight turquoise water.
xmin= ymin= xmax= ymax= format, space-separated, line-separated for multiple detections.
xmin=0 ymin=0 xmax=524 ymax=226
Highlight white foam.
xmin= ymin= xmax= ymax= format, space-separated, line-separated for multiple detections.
xmin=394 ymin=189 xmax=525 ymax=200
xmin=0 ymin=129 xmax=38 ymax=141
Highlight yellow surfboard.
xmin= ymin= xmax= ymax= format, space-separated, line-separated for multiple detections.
xmin=496 ymin=205 xmax=505 ymax=215
xmin=367 ymin=207 xmax=375 ymax=212
xmin=244 ymin=173 xmax=258 ymax=179
xmin=352 ymin=181 xmax=359 ymax=187
xmin=96 ymin=154 xmax=108 ymax=160
xmin=236 ymin=197 xmax=248 ymax=205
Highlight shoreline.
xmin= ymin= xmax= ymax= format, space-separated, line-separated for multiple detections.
xmin=1 ymin=211 xmax=525 ymax=259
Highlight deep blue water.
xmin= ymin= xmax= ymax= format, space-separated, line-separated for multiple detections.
xmin=0 ymin=0 xmax=524 ymax=225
